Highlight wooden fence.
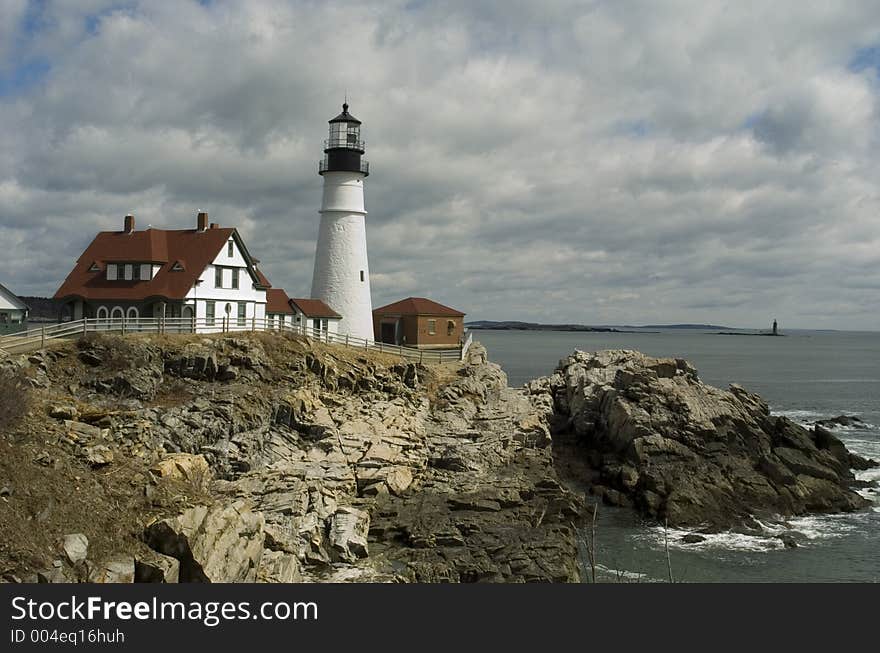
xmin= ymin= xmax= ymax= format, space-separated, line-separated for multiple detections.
xmin=0 ymin=316 xmax=472 ymax=364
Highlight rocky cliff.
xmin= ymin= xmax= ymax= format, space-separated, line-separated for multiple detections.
xmin=1 ymin=338 xmax=874 ymax=583
xmin=0 ymin=333 xmax=582 ymax=583
xmin=528 ymin=350 xmax=875 ymax=530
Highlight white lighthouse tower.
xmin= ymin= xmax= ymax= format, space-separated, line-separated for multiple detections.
xmin=310 ymin=103 xmax=374 ymax=341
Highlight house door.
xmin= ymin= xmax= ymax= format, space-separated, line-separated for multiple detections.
xmin=380 ymin=322 xmax=396 ymax=345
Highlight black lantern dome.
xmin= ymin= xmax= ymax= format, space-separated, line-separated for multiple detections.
xmin=319 ymin=103 xmax=369 ymax=176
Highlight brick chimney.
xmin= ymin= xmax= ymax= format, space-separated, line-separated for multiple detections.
xmin=209 ymin=223 xmax=219 ymax=229
xmin=197 ymin=211 xmax=208 ymax=232
xmin=124 ymin=214 xmax=135 ymax=234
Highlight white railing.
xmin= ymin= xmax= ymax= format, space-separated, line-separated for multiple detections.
xmin=0 ymin=316 xmax=469 ymax=364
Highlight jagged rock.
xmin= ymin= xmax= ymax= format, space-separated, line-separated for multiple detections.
xmin=815 ymin=415 xmax=865 ymax=429
xmin=537 ymin=349 xmax=872 ymax=529
xmin=78 ymin=350 xmax=103 ymax=366
xmin=150 ymin=453 xmax=211 ymax=489
xmin=34 ymin=451 xmax=53 ymax=466
xmin=385 ymin=467 xmax=414 ymax=496
xmin=681 ymin=534 xmax=707 ymax=544
xmin=83 ymin=445 xmax=114 ymax=466
xmin=776 ymin=532 xmax=805 ymax=549
xmin=62 ymin=533 xmax=89 ymax=564
xmin=257 ymin=550 xmax=301 ymax=583
xmin=64 ymin=420 xmax=105 ymax=443
xmin=328 ymin=507 xmax=370 ymax=562
xmin=37 ymin=566 xmax=73 ymax=583
xmin=144 ymin=502 xmax=265 ymax=582
xmin=135 ymin=551 xmax=180 ymax=583
xmin=49 ymin=405 xmax=79 ymax=420
xmin=89 ymin=555 xmax=135 ymax=583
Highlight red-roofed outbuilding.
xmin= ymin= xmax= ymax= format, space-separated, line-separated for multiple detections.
xmin=373 ymin=297 xmax=466 ymax=348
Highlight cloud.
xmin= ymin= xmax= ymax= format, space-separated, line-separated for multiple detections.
xmin=0 ymin=0 xmax=879 ymax=329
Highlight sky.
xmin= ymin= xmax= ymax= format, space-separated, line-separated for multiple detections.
xmin=0 ymin=0 xmax=879 ymax=330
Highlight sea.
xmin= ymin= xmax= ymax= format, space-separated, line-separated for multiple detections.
xmin=473 ymin=328 xmax=880 ymax=582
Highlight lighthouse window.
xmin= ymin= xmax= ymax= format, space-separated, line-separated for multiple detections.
xmin=360 ymin=270 xmax=365 ymax=282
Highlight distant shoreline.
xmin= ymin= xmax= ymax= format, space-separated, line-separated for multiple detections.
xmin=465 ymin=320 xmax=732 ymax=334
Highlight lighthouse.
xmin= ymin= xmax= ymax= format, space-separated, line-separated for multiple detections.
xmin=310 ymin=103 xmax=374 ymax=341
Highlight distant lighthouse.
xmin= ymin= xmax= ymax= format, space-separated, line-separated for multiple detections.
xmin=310 ymin=103 xmax=373 ymax=341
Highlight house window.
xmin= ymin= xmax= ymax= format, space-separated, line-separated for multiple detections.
xmin=428 ymin=319 xmax=436 ymax=335
xmin=140 ymin=263 xmax=151 ymax=279
xmin=206 ymin=301 xmax=215 ymax=326
xmin=232 ymin=268 xmax=239 ymax=290
xmin=322 ymin=319 xmax=328 ymax=332
xmin=227 ymin=240 xmax=234 ymax=257
xmin=215 ymin=266 xmax=223 ymax=288
xmin=124 ymin=264 xmax=133 ymax=280
xmin=96 ymin=306 xmax=109 ymax=321
xmin=447 ymin=320 xmax=455 ymax=336
xmin=88 ymin=262 xmax=100 ymax=272
xmin=132 ymin=264 xmax=140 ymax=281
xmin=106 ymin=264 xmax=117 ymax=281
xmin=237 ymin=302 xmax=246 ymax=326
xmin=312 ymin=318 xmax=320 ymax=331
xmin=268 ymin=314 xmax=275 ymax=329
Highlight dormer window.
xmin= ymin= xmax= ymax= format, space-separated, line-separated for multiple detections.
xmin=105 ymin=262 xmax=153 ymax=281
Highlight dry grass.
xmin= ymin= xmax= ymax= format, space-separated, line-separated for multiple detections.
xmin=0 ymin=370 xmax=32 ymax=433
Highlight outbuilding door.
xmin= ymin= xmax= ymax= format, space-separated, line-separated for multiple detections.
xmin=380 ymin=322 xmax=397 ymax=345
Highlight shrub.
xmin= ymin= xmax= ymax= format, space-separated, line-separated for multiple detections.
xmin=0 ymin=369 xmax=32 ymax=433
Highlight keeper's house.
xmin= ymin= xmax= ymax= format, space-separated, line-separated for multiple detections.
xmin=54 ymin=212 xmax=297 ymax=332
xmin=0 ymin=282 xmax=29 ymax=333
xmin=373 ymin=297 xmax=465 ymax=349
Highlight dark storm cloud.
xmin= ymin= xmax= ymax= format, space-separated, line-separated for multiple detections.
xmin=0 ymin=0 xmax=879 ymax=329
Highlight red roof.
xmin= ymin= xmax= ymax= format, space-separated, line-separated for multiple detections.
xmin=54 ymin=226 xmax=267 ymax=302
xmin=290 ymin=298 xmax=341 ymax=319
xmin=373 ymin=297 xmax=465 ymax=317
xmin=266 ymin=288 xmax=294 ymax=314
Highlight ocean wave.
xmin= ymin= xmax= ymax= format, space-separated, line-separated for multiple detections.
xmin=634 ymin=525 xmax=784 ymax=553
xmin=635 ymin=512 xmax=871 ymax=554
xmin=593 ymin=564 xmax=656 ymax=583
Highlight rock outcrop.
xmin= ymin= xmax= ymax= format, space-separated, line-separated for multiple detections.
xmin=530 ymin=350 xmax=875 ymax=529
xmin=144 ymin=502 xmax=265 ymax=582
xmin=2 ymin=333 xmax=583 ymax=583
